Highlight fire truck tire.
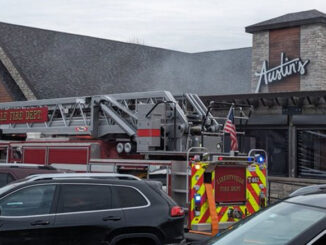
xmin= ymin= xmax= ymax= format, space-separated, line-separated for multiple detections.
xmin=110 ymin=233 xmax=161 ymax=245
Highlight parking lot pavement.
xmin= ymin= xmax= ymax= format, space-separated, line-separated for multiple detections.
xmin=184 ymin=232 xmax=211 ymax=244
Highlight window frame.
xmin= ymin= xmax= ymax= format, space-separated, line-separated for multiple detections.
xmin=0 ymin=182 xmax=151 ymax=217
xmin=55 ymin=183 xmax=150 ymax=216
xmin=0 ymin=146 xmax=8 ymax=163
xmin=56 ymin=183 xmax=112 ymax=214
xmin=111 ymin=184 xmax=151 ymax=210
xmin=0 ymin=183 xmax=58 ymax=218
xmin=307 ymin=229 xmax=326 ymax=245
xmin=0 ymin=172 xmax=15 ymax=187
xmin=296 ymin=128 xmax=326 ymax=179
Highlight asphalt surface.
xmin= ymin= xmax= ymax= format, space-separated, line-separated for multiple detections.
xmin=184 ymin=232 xmax=211 ymax=244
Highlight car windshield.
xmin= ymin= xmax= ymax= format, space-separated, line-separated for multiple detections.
xmin=207 ymin=201 xmax=326 ymax=245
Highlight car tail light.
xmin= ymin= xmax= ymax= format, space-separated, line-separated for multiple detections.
xmin=170 ymin=206 xmax=184 ymax=217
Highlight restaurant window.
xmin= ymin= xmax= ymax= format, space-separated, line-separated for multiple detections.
xmin=241 ymin=129 xmax=288 ymax=177
xmin=297 ymin=130 xmax=326 ymax=178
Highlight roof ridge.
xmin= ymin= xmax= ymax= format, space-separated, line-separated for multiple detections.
xmin=0 ymin=46 xmax=36 ymax=100
xmin=246 ymin=9 xmax=326 ymax=33
xmin=193 ymin=47 xmax=251 ymax=55
xmin=0 ymin=21 xmax=189 ymax=54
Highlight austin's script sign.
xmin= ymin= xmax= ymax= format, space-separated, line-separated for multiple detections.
xmin=255 ymin=53 xmax=310 ymax=93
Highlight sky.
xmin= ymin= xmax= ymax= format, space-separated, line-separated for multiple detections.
xmin=0 ymin=0 xmax=326 ymax=53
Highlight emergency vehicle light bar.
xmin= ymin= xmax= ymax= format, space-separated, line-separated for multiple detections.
xmin=215 ymin=156 xmax=255 ymax=163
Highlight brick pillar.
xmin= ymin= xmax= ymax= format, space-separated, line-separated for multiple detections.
xmin=0 ymin=79 xmax=13 ymax=102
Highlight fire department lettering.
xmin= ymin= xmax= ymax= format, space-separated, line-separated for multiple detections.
xmin=25 ymin=110 xmax=42 ymax=120
xmin=220 ymin=185 xmax=241 ymax=192
xmin=0 ymin=111 xmax=7 ymax=121
xmin=216 ymin=175 xmax=244 ymax=185
xmin=0 ymin=107 xmax=48 ymax=124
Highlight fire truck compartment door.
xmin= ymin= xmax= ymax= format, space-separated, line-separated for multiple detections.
xmin=48 ymin=148 xmax=89 ymax=164
xmin=215 ymin=166 xmax=246 ymax=203
xmin=23 ymin=148 xmax=47 ymax=164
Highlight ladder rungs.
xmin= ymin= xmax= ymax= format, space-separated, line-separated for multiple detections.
xmin=172 ymin=171 xmax=189 ymax=176
xmin=172 ymin=189 xmax=188 ymax=193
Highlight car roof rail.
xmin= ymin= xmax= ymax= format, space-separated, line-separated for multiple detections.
xmin=289 ymin=184 xmax=326 ymax=197
xmin=0 ymin=163 xmax=56 ymax=170
xmin=25 ymin=173 xmax=142 ymax=182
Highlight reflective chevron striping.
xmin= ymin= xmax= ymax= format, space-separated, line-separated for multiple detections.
xmin=255 ymin=166 xmax=266 ymax=186
xmin=246 ymin=183 xmax=260 ymax=212
xmin=217 ymin=206 xmax=228 ymax=222
xmin=199 ymin=203 xmax=210 ymax=223
xmin=246 ymin=189 xmax=256 ymax=214
xmin=190 ymin=161 xmax=267 ymax=227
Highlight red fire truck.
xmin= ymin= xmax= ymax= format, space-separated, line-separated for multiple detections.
xmin=0 ymin=91 xmax=267 ymax=234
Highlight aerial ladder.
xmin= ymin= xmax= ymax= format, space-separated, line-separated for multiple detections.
xmin=0 ymin=91 xmax=219 ymax=153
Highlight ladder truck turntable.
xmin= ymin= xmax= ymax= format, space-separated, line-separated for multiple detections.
xmin=0 ymin=91 xmax=267 ymax=235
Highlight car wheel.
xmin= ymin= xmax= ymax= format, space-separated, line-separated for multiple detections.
xmin=115 ymin=237 xmax=159 ymax=245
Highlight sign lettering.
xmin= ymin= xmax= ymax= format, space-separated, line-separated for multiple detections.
xmin=255 ymin=53 xmax=310 ymax=93
xmin=216 ymin=174 xmax=244 ymax=185
xmin=248 ymin=176 xmax=260 ymax=184
xmin=0 ymin=107 xmax=48 ymax=124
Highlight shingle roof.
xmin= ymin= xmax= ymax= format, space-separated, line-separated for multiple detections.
xmin=0 ymin=22 xmax=251 ymax=99
xmin=246 ymin=9 xmax=326 ymax=33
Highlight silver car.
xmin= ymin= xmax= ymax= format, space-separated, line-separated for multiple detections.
xmin=205 ymin=193 xmax=326 ymax=245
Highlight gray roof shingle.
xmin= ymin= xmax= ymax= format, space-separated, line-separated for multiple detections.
xmin=246 ymin=9 xmax=326 ymax=33
xmin=0 ymin=22 xmax=251 ymax=99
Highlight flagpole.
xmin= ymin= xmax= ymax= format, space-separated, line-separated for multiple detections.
xmin=223 ymin=104 xmax=234 ymax=131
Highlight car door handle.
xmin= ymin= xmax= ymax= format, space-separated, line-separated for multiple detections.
xmin=30 ymin=220 xmax=50 ymax=226
xmin=103 ymin=216 xmax=121 ymax=221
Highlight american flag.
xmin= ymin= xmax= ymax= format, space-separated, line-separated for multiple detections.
xmin=224 ymin=107 xmax=238 ymax=151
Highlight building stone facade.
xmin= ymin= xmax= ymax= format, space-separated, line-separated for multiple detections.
xmin=301 ymin=24 xmax=326 ymax=90
xmin=269 ymin=176 xmax=326 ymax=203
xmin=248 ymin=10 xmax=326 ymax=94
xmin=245 ymin=10 xmax=326 ymax=201
xmin=251 ymin=31 xmax=269 ymax=93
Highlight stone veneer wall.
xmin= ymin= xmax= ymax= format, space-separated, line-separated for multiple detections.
xmin=251 ymin=31 xmax=269 ymax=93
xmin=268 ymin=176 xmax=326 ymax=203
xmin=300 ymin=24 xmax=326 ymax=90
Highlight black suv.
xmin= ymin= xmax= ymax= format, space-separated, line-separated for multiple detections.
xmin=0 ymin=173 xmax=185 ymax=245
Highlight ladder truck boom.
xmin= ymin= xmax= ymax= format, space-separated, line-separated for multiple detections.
xmin=0 ymin=91 xmax=219 ymax=154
